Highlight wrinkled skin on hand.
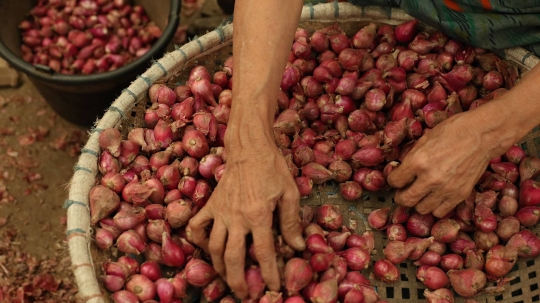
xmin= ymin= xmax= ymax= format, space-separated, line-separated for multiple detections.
xmin=388 ymin=108 xmax=508 ymax=218
xmin=187 ymin=140 xmax=305 ymax=299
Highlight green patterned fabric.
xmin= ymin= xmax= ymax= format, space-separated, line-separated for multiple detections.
xmin=309 ymin=0 xmax=540 ymax=56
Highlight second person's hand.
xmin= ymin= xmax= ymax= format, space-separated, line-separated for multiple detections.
xmin=387 ymin=105 xmax=510 ymax=218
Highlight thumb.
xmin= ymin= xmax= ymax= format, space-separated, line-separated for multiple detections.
xmin=278 ymin=185 xmax=305 ymax=251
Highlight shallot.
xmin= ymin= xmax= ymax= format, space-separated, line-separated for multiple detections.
xmin=89 ymin=21 xmax=537 ymax=303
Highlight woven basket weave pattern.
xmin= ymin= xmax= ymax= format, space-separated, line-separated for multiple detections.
xmin=66 ymin=3 xmax=540 ymax=303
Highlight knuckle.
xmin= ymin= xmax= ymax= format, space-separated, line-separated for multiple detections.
xmin=400 ymin=200 xmax=416 ymax=208
xmin=224 ymin=250 xmax=241 ymax=265
xmin=428 ymin=175 xmax=444 ymax=187
xmin=415 ymin=203 xmax=431 ymax=215
xmin=412 ymin=156 xmax=429 ymax=171
xmin=227 ymin=278 xmax=244 ymax=293
xmin=404 ymin=186 xmax=424 ymax=203
xmin=434 ymin=205 xmax=452 ymax=218
xmin=254 ymin=246 xmax=275 ymax=263
xmin=394 ymin=192 xmax=414 ymax=207
xmin=281 ymin=216 xmax=301 ymax=232
xmin=433 ymin=212 xmax=445 ymax=219
xmin=187 ymin=216 xmax=201 ymax=229
xmin=245 ymin=208 xmax=271 ymax=223
xmin=407 ymin=186 xmax=421 ymax=198
xmin=213 ymin=261 xmax=225 ymax=275
xmin=184 ymin=225 xmax=199 ymax=245
xmin=208 ymin=241 xmax=223 ymax=256
xmin=185 ymin=221 xmax=196 ymax=233
xmin=434 ymin=176 xmax=446 ymax=186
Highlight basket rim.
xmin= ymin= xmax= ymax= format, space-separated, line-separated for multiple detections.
xmin=65 ymin=3 xmax=540 ymax=303
xmin=0 ymin=0 xmax=181 ymax=85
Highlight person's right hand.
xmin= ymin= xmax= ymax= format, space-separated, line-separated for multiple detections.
xmin=387 ymin=109 xmax=497 ymax=217
xmin=187 ymin=135 xmax=305 ymax=299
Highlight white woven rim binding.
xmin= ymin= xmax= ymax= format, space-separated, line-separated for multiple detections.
xmin=66 ymin=3 xmax=539 ymax=302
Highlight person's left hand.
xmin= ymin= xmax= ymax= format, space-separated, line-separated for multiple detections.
xmin=387 ymin=108 xmax=506 ymax=218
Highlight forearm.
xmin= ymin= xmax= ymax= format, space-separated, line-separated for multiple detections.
xmin=477 ymin=64 xmax=540 ymax=156
xmin=225 ymin=0 xmax=303 ymax=157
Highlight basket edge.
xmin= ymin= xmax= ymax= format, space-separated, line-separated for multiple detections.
xmin=65 ymin=3 xmax=540 ymax=302
xmin=65 ymin=21 xmax=235 ymax=303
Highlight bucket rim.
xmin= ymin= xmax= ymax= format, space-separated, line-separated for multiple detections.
xmin=0 ymin=0 xmax=181 ymax=86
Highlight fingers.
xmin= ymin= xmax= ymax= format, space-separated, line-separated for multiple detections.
xmin=208 ymin=219 xmax=228 ymax=279
xmin=252 ymin=225 xmax=280 ymax=292
xmin=415 ymin=183 xmax=470 ymax=216
xmin=224 ymin=226 xmax=248 ymax=298
xmin=414 ymin=191 xmax=445 ymax=215
xmin=433 ymin=197 xmax=463 ymax=218
xmin=187 ymin=207 xmax=213 ymax=252
xmin=393 ymin=178 xmax=431 ymax=208
xmin=387 ymin=159 xmax=417 ymax=189
xmin=278 ymin=187 xmax=305 ymax=251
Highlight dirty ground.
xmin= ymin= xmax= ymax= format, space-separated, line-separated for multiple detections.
xmin=0 ymin=74 xmax=86 ymax=302
xmin=0 ymin=1 xmax=231 ymax=301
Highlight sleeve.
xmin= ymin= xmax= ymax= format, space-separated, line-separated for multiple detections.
xmin=344 ymin=0 xmax=540 ymax=56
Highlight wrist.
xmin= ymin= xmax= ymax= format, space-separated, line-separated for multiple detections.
xmin=470 ymin=99 xmax=521 ymax=158
xmin=225 ymin=101 xmax=278 ymax=159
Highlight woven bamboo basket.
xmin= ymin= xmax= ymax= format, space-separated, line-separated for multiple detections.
xmin=66 ymin=3 xmax=540 ymax=303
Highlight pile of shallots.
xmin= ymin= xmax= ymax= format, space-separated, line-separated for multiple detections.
xmin=368 ymin=159 xmax=540 ymax=300
xmin=88 ymin=19 xmax=540 ymax=303
xmin=19 ymin=0 xmax=162 ymax=74
xmin=96 ymin=203 xmax=384 ymax=303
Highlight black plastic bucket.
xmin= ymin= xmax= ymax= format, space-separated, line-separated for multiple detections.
xmin=0 ymin=0 xmax=180 ymax=127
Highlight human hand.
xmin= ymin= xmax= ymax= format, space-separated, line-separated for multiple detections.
xmin=187 ymin=139 xmax=305 ymax=299
xmin=387 ymin=108 xmax=508 ymax=218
